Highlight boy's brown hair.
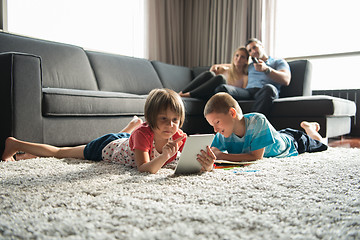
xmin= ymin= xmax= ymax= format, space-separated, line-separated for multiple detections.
xmin=145 ymin=88 xmax=185 ymax=129
xmin=204 ymin=92 xmax=243 ymax=116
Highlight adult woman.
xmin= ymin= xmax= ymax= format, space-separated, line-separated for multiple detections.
xmin=179 ymin=47 xmax=249 ymax=100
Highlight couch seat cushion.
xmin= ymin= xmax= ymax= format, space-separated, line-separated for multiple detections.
xmin=43 ymin=88 xmax=147 ymax=116
xmin=271 ymin=95 xmax=356 ymax=117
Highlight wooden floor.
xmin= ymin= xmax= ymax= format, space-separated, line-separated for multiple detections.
xmin=328 ymin=136 xmax=360 ymax=148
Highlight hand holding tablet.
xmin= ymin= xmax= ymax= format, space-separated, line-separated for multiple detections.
xmin=174 ymin=134 xmax=215 ymax=174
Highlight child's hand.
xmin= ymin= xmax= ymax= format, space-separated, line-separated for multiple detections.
xmin=197 ymin=146 xmax=216 ymax=172
xmin=211 ymin=146 xmax=223 ymax=159
xmin=162 ymin=136 xmax=185 ymax=159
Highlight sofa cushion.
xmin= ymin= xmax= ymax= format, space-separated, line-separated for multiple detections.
xmin=191 ymin=66 xmax=211 ymax=79
xmin=271 ymin=95 xmax=357 ymax=117
xmin=151 ymin=61 xmax=193 ymax=92
xmin=86 ymin=51 xmax=163 ymax=95
xmin=237 ymin=100 xmax=254 ymax=114
xmin=279 ymin=60 xmax=312 ymax=98
xmin=0 ymin=32 xmax=98 ymax=90
xmin=42 ymin=88 xmax=147 ymax=116
xmin=233 ymin=95 xmax=356 ymax=118
xmin=182 ymin=98 xmax=207 ymax=115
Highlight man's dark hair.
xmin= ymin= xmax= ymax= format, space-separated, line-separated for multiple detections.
xmin=246 ymin=38 xmax=262 ymax=46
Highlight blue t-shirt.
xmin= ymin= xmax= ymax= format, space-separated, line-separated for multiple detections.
xmin=211 ymin=113 xmax=298 ymax=158
xmin=246 ymin=57 xmax=290 ymax=92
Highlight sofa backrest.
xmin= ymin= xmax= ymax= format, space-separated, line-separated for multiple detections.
xmin=86 ymin=51 xmax=163 ymax=95
xmin=151 ymin=61 xmax=193 ymax=92
xmin=191 ymin=66 xmax=211 ymax=79
xmin=0 ymin=31 xmax=98 ymax=90
xmin=173 ymin=60 xmax=312 ymax=99
xmin=280 ymin=59 xmax=312 ymax=98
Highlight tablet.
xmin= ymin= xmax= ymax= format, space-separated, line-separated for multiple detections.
xmin=174 ymin=134 xmax=215 ymax=175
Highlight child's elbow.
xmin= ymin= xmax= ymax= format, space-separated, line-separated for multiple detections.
xmin=137 ymin=165 xmax=158 ymax=174
xmin=148 ymin=169 xmax=158 ymax=174
xmin=251 ymin=151 xmax=264 ymax=160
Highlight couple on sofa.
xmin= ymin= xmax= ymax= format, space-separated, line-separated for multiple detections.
xmin=179 ymin=38 xmax=291 ymax=117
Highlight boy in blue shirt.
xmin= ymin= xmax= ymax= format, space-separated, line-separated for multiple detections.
xmin=204 ymin=92 xmax=327 ymax=162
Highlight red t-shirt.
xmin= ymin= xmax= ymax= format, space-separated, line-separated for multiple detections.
xmin=129 ymin=123 xmax=187 ymax=165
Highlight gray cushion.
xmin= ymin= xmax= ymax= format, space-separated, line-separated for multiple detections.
xmin=151 ymin=61 xmax=193 ymax=92
xmin=43 ymin=88 xmax=147 ymax=116
xmin=87 ymin=51 xmax=163 ymax=94
xmin=0 ymin=32 xmax=97 ymax=90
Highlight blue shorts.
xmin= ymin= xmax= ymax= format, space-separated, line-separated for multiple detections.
xmin=279 ymin=128 xmax=328 ymax=154
xmin=83 ymin=133 xmax=131 ymax=161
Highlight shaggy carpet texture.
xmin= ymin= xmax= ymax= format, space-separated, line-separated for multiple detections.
xmin=0 ymin=147 xmax=359 ymax=240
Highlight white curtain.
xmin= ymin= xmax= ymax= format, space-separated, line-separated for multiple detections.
xmin=0 ymin=0 xmax=8 ymax=31
xmin=262 ymin=0 xmax=277 ymax=57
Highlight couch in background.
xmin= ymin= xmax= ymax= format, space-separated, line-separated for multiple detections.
xmin=0 ymin=31 xmax=356 ymax=155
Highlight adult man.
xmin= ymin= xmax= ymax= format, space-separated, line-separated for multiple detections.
xmin=214 ymin=38 xmax=291 ymax=117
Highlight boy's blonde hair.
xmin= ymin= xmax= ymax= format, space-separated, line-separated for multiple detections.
xmin=204 ymin=92 xmax=243 ymax=116
xmin=145 ymin=88 xmax=185 ymax=129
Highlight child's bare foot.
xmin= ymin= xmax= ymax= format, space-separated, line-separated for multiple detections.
xmin=301 ymin=121 xmax=320 ymax=132
xmin=300 ymin=121 xmax=323 ymax=142
xmin=2 ymin=137 xmax=18 ymax=161
xmin=179 ymin=91 xmax=191 ymax=98
xmin=120 ymin=116 xmax=143 ymax=134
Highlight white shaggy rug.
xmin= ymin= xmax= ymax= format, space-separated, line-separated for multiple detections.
xmin=1 ymin=147 xmax=359 ymax=240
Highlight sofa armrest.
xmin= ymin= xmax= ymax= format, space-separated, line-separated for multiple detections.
xmin=0 ymin=52 xmax=43 ymax=155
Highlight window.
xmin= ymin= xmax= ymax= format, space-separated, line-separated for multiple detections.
xmin=7 ymin=0 xmax=145 ymax=58
xmin=275 ymin=0 xmax=360 ymax=90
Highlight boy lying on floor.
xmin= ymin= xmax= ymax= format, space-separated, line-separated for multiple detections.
xmin=204 ymin=92 xmax=328 ymax=162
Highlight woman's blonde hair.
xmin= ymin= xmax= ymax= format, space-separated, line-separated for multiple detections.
xmin=145 ymin=88 xmax=185 ymax=129
xmin=226 ymin=47 xmax=249 ymax=86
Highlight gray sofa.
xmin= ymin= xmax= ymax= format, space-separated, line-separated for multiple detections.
xmin=0 ymin=31 xmax=356 ymax=155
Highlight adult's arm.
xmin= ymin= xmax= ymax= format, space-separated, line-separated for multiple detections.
xmin=255 ymin=59 xmax=291 ymax=86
